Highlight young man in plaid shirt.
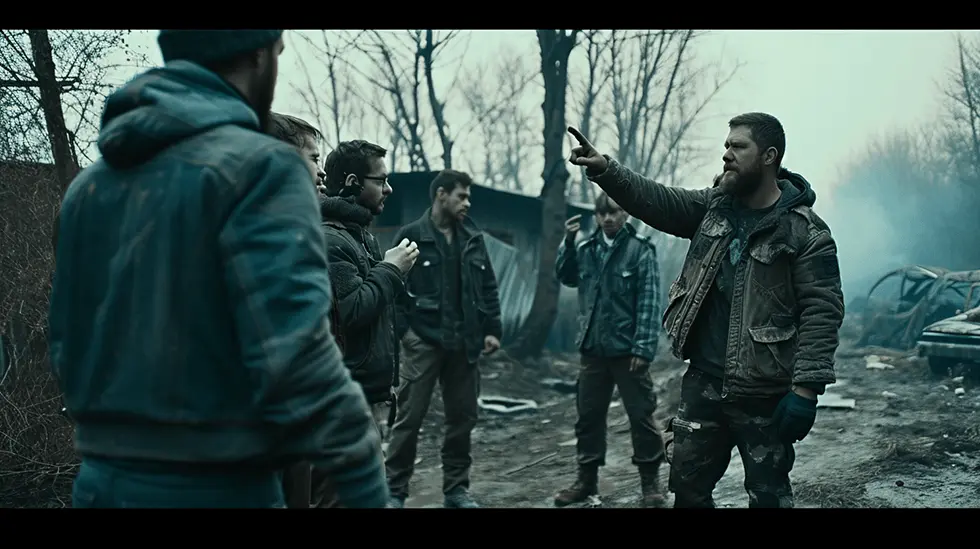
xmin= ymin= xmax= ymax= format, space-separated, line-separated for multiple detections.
xmin=553 ymin=192 xmax=667 ymax=508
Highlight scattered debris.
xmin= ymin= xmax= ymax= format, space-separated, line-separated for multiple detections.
xmin=955 ymin=387 xmax=966 ymax=396
xmin=938 ymin=385 xmax=950 ymax=391
xmin=866 ymin=355 xmax=895 ymax=370
xmin=584 ymin=494 xmax=602 ymax=508
xmin=882 ymin=391 xmax=899 ymax=398
xmin=540 ymin=377 xmax=576 ymax=394
xmin=505 ymin=451 xmax=558 ymax=476
xmin=558 ymin=438 xmax=576 ymax=447
xmin=479 ymin=396 xmax=538 ymax=415
xmin=818 ymin=393 xmax=857 ymax=409
xmin=541 ymin=419 xmax=552 ymax=424
xmin=483 ymin=372 xmax=500 ymax=380
xmin=953 ymin=376 xmax=965 ymax=384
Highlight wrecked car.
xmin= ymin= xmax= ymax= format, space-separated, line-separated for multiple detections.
xmin=916 ymin=305 xmax=980 ymax=376
xmin=856 ymin=265 xmax=980 ymax=350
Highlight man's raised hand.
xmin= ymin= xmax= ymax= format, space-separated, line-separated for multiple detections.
xmin=564 ymin=214 xmax=582 ymax=246
xmin=567 ymin=126 xmax=608 ymax=174
xmin=383 ymin=238 xmax=420 ymax=275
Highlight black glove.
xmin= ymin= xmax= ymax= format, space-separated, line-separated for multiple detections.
xmin=771 ymin=391 xmax=817 ymax=443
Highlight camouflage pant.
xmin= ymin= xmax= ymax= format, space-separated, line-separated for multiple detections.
xmin=667 ymin=368 xmax=795 ymax=508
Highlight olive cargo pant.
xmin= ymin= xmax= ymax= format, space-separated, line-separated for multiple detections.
xmin=575 ymin=354 xmax=666 ymax=468
xmin=385 ymin=328 xmax=480 ymax=500
xmin=308 ymin=401 xmax=390 ymax=508
xmin=667 ymin=368 xmax=796 ymax=508
xmin=71 ymin=456 xmax=284 ymax=508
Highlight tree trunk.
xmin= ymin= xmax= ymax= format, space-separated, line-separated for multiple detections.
xmin=28 ymin=30 xmax=78 ymax=190
xmin=507 ymin=30 xmax=578 ymax=360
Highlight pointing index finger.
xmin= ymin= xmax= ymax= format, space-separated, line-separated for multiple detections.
xmin=567 ymin=126 xmax=591 ymax=148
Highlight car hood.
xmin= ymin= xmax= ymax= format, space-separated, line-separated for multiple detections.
xmin=922 ymin=305 xmax=980 ymax=336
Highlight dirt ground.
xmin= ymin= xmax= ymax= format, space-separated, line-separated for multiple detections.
xmin=392 ymin=318 xmax=980 ymax=508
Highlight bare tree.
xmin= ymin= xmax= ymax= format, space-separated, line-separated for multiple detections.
xmin=568 ymin=30 xmax=612 ymax=203
xmin=0 ymin=30 xmax=145 ymax=181
xmin=459 ymin=46 xmax=539 ymax=191
xmin=421 ymin=29 xmax=461 ymax=170
xmin=604 ymin=30 xmax=739 ymax=186
xmin=942 ymin=33 xmax=980 ymax=185
xmin=290 ymin=30 xmax=366 ymax=151
xmin=343 ymin=30 xmax=470 ymax=173
xmin=346 ymin=31 xmax=431 ymax=172
xmin=508 ymin=29 xmax=580 ymax=360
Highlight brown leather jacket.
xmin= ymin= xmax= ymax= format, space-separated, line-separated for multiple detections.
xmin=589 ymin=158 xmax=845 ymax=398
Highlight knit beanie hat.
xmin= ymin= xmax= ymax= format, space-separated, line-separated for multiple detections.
xmin=157 ymin=30 xmax=284 ymax=66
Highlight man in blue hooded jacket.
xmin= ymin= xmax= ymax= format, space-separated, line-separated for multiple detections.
xmin=49 ymin=30 xmax=388 ymax=508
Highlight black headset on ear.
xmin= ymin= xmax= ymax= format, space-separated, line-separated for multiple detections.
xmin=339 ymin=172 xmax=363 ymax=198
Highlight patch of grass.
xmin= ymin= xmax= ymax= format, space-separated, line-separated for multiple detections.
xmin=875 ymin=440 xmax=941 ymax=470
xmin=794 ymin=475 xmax=884 ymax=508
xmin=933 ymin=425 xmax=980 ymax=454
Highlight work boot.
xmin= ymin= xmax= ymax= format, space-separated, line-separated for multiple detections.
xmin=554 ymin=465 xmax=598 ymax=507
xmin=444 ymin=487 xmax=480 ymax=508
xmin=639 ymin=464 xmax=666 ymax=508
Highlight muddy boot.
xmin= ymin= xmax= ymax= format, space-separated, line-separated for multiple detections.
xmin=554 ymin=465 xmax=598 ymax=507
xmin=444 ymin=487 xmax=479 ymax=508
xmin=639 ymin=464 xmax=666 ymax=508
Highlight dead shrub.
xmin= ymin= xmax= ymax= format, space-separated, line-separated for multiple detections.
xmin=0 ymin=161 xmax=76 ymax=507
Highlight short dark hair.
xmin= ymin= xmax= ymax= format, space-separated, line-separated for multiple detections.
xmin=728 ymin=112 xmax=786 ymax=168
xmin=264 ymin=112 xmax=322 ymax=149
xmin=594 ymin=191 xmax=622 ymax=214
xmin=429 ymin=169 xmax=473 ymax=201
xmin=323 ymin=140 xmax=388 ymax=195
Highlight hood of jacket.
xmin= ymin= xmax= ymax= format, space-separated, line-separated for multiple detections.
xmin=775 ymin=166 xmax=816 ymax=209
xmin=96 ymin=60 xmax=260 ymax=169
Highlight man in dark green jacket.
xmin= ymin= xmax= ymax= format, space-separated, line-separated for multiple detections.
xmin=553 ymin=192 xmax=667 ymax=508
xmin=49 ymin=30 xmax=387 ymax=509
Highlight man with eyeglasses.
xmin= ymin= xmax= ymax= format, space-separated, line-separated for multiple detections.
xmin=309 ymin=140 xmax=419 ymax=507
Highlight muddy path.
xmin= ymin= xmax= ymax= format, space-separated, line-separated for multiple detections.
xmin=392 ymin=321 xmax=980 ymax=508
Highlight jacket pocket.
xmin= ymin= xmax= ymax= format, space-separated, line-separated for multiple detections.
xmin=615 ymin=268 xmax=637 ymax=295
xmin=399 ymin=328 xmax=437 ymax=382
xmin=408 ymin=253 xmax=441 ymax=298
xmin=746 ymin=321 xmax=797 ymax=380
xmin=748 ymin=242 xmax=794 ymax=291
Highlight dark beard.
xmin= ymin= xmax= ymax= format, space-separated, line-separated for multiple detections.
xmin=719 ymin=164 xmax=763 ymax=197
xmin=361 ymin=198 xmax=383 ymax=216
xmin=252 ymin=67 xmax=275 ymax=131
xmin=731 ymin=171 xmax=763 ymax=197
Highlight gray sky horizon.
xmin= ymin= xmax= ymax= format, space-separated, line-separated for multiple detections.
xmin=116 ymin=29 xmax=965 ymax=211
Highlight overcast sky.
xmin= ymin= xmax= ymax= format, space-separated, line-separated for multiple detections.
xmin=118 ymin=29 xmax=963 ymax=208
